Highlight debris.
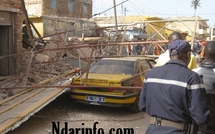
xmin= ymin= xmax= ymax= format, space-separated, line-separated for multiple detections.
xmin=0 ymin=91 xmax=7 ymax=101
xmin=35 ymin=54 xmax=49 ymax=62
xmin=0 ymin=34 xmax=78 ymax=99
xmin=32 ymin=75 xmax=43 ymax=83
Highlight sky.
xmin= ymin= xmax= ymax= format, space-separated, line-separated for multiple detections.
xmin=92 ymin=0 xmax=215 ymax=27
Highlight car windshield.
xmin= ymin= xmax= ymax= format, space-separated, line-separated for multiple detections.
xmin=89 ymin=59 xmax=134 ymax=75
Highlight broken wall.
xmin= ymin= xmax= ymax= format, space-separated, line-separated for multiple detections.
xmin=43 ymin=16 xmax=99 ymax=37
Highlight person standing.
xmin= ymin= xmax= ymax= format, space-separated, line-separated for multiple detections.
xmin=139 ymin=40 xmax=210 ymax=134
xmin=156 ymin=31 xmax=198 ymax=69
xmin=193 ymin=41 xmax=215 ymax=134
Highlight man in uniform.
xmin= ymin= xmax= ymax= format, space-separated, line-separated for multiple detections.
xmin=139 ymin=40 xmax=210 ymax=134
xmin=193 ymin=41 xmax=215 ymax=134
xmin=156 ymin=31 xmax=198 ymax=69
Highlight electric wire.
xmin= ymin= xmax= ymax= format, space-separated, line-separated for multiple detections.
xmin=93 ymin=0 xmax=129 ymax=16
xmin=131 ymin=0 xmax=164 ymax=17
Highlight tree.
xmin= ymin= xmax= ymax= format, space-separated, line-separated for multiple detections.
xmin=191 ymin=0 xmax=201 ymax=16
xmin=190 ymin=0 xmax=201 ymax=49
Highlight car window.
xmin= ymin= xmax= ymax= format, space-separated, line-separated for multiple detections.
xmin=89 ymin=59 xmax=134 ymax=75
xmin=140 ymin=60 xmax=151 ymax=71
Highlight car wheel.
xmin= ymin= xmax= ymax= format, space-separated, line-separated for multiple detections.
xmin=129 ymin=94 xmax=140 ymax=113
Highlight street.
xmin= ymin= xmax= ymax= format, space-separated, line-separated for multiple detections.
xmin=7 ymin=90 xmax=150 ymax=134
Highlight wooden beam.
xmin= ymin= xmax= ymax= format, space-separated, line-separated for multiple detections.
xmin=0 ymin=40 xmax=169 ymax=59
xmin=84 ymin=47 xmax=94 ymax=85
xmin=29 ymin=20 xmax=45 ymax=44
xmin=147 ymin=22 xmax=169 ymax=41
xmin=141 ymin=19 xmax=209 ymax=23
xmin=21 ymin=0 xmax=34 ymax=46
xmin=148 ymin=23 xmax=168 ymax=41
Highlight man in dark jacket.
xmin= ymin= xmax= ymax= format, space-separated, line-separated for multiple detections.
xmin=139 ymin=40 xmax=210 ymax=134
xmin=193 ymin=41 xmax=215 ymax=134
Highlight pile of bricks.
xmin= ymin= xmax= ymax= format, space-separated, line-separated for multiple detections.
xmin=21 ymin=34 xmax=79 ymax=84
xmin=0 ymin=34 xmax=80 ymax=100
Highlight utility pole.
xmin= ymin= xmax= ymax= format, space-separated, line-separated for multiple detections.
xmin=121 ymin=0 xmax=123 ymax=16
xmin=191 ymin=16 xmax=198 ymax=50
xmin=113 ymin=0 xmax=118 ymax=36
xmin=113 ymin=0 xmax=119 ymax=55
xmin=191 ymin=0 xmax=201 ymax=50
xmin=124 ymin=7 xmax=128 ymax=16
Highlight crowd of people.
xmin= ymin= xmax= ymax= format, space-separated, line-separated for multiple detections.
xmin=139 ymin=31 xmax=215 ymax=134
xmin=129 ymin=35 xmax=205 ymax=66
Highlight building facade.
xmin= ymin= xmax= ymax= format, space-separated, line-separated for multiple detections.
xmin=24 ymin=0 xmax=95 ymax=37
xmin=166 ymin=16 xmax=209 ymax=41
xmin=25 ymin=0 xmax=92 ymax=18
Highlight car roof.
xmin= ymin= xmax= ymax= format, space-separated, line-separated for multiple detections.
xmin=101 ymin=56 xmax=156 ymax=61
xmin=101 ymin=57 xmax=136 ymax=61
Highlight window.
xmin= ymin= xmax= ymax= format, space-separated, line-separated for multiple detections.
xmin=52 ymin=0 xmax=56 ymax=9
xmin=69 ymin=0 xmax=73 ymax=12
xmin=89 ymin=59 xmax=134 ymax=75
xmin=83 ymin=3 xmax=88 ymax=15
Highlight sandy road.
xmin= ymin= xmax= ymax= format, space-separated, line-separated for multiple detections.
xmin=6 ymin=90 xmax=150 ymax=134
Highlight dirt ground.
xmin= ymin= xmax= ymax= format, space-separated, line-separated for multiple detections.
xmin=7 ymin=90 xmax=151 ymax=134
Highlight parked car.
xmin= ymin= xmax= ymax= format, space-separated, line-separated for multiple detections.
xmin=70 ymin=56 xmax=155 ymax=112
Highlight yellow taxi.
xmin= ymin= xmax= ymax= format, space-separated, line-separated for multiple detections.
xmin=70 ymin=56 xmax=155 ymax=112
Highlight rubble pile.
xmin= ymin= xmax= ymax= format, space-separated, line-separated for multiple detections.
xmin=0 ymin=34 xmax=80 ymax=100
xmin=21 ymin=34 xmax=80 ymax=84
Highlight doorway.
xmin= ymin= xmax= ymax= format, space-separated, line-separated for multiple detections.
xmin=0 ymin=26 xmax=13 ymax=76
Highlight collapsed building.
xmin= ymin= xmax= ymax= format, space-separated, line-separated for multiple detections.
xmin=0 ymin=0 xmax=102 ymax=100
xmin=0 ymin=0 xmax=167 ymax=100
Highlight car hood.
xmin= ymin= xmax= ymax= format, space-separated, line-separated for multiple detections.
xmin=83 ymin=73 xmax=131 ymax=80
xmin=74 ymin=73 xmax=132 ymax=85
